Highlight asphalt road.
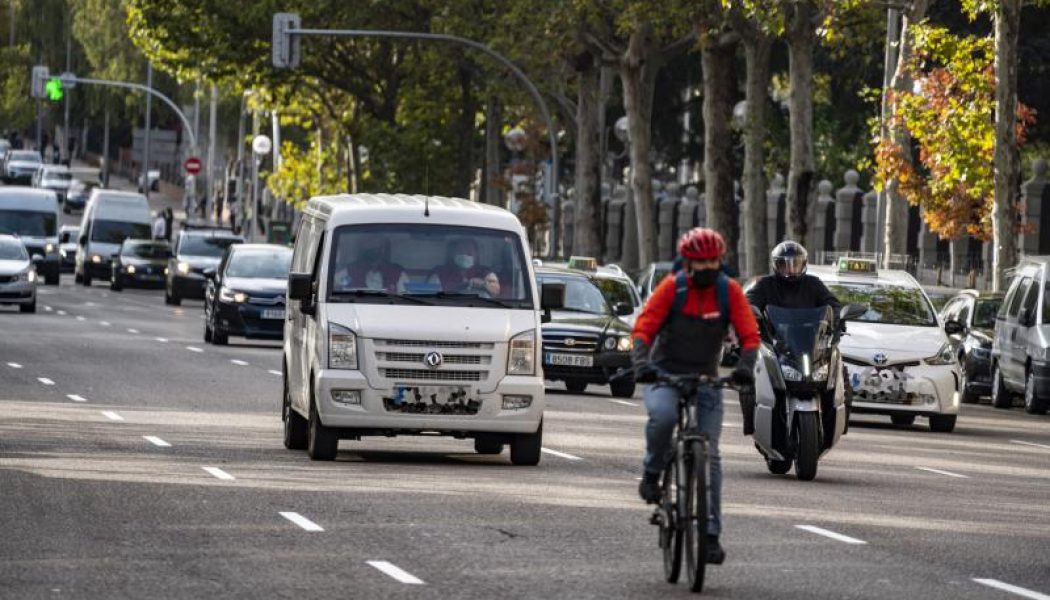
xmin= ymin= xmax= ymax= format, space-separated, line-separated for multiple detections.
xmin=2 ymin=276 xmax=1050 ymax=599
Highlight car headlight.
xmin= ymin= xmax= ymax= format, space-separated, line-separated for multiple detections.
xmin=603 ymin=336 xmax=632 ymax=352
xmin=59 ymin=249 xmax=67 ymax=258
xmin=508 ymin=330 xmax=536 ymax=376
xmin=328 ymin=323 xmax=358 ymax=370
xmin=177 ymin=261 xmax=191 ymax=274
xmin=781 ymin=363 xmax=803 ymax=382
xmin=125 ymin=265 xmax=136 ymax=274
xmin=617 ymin=336 xmax=633 ymax=352
xmin=219 ymin=287 xmax=247 ymax=303
xmin=45 ymin=243 xmax=55 ymax=254
xmin=926 ymin=343 xmax=956 ymax=366
xmin=17 ymin=268 xmax=35 ymax=282
xmin=91 ymin=254 xmax=101 ymax=264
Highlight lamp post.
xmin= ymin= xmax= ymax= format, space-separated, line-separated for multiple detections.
xmin=251 ymin=134 xmax=272 ymax=242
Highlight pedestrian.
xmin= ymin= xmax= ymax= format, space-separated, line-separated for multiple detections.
xmin=228 ymin=195 xmax=239 ymax=234
xmin=213 ymin=184 xmax=224 ymax=226
xmin=163 ymin=207 xmax=174 ymax=242
xmin=152 ymin=211 xmax=165 ymax=240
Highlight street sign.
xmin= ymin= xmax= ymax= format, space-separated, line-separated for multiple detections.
xmin=58 ymin=72 xmax=77 ymax=89
xmin=252 ymin=135 xmax=272 ymax=156
xmin=272 ymin=13 xmax=302 ymax=69
xmin=184 ymin=157 xmax=202 ymax=175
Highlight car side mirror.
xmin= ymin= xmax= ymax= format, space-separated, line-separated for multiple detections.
xmin=288 ymin=272 xmax=315 ymax=315
xmin=840 ymin=303 xmax=867 ymax=321
xmin=613 ymin=302 xmax=633 ymax=317
xmin=540 ymin=282 xmax=565 ymax=324
xmin=202 ymin=267 xmax=216 ymax=280
xmin=31 ymin=253 xmax=44 ymax=263
xmin=944 ymin=319 xmax=965 ymax=336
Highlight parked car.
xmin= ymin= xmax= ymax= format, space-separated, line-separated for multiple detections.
xmin=991 ymin=257 xmax=1050 ymax=414
xmin=0 ymin=234 xmax=37 ymax=312
xmin=165 ymin=228 xmax=244 ymax=304
xmin=2 ymin=149 xmax=42 ymax=184
xmin=110 ymin=239 xmax=172 ymax=291
xmin=57 ymin=225 xmax=79 ymax=272
xmin=203 ymin=244 xmax=292 ymax=344
xmin=940 ymin=289 xmax=1004 ymax=403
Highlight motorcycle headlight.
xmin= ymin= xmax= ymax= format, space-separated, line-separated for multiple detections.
xmin=177 ymin=261 xmax=191 ymax=274
xmin=812 ymin=363 xmax=830 ymax=382
xmin=219 ymin=287 xmax=247 ymax=303
xmin=328 ymin=323 xmax=358 ymax=370
xmin=508 ymin=330 xmax=536 ymax=376
xmin=926 ymin=343 xmax=956 ymax=366
xmin=781 ymin=363 xmax=803 ymax=382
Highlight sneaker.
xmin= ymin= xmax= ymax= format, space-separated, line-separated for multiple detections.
xmin=638 ymin=472 xmax=661 ymax=503
xmin=706 ymin=535 xmax=726 ymax=565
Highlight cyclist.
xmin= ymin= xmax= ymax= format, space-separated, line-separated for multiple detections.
xmin=631 ymin=227 xmax=760 ymax=565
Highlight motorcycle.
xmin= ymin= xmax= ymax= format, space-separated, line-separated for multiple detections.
xmin=747 ymin=303 xmax=866 ymax=481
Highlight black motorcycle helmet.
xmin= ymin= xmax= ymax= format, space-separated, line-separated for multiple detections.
xmin=771 ymin=241 xmax=808 ymax=281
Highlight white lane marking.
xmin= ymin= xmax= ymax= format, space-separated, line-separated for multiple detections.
xmin=155 ymin=337 xmax=168 ymax=343
xmin=279 ymin=512 xmax=324 ymax=532
xmin=56 ymin=310 xmax=67 ymax=316
xmin=127 ymin=328 xmax=139 ymax=334
xmin=101 ymin=411 xmax=124 ymax=421
xmin=1011 ymin=440 xmax=1050 ymax=451
xmin=973 ymin=579 xmax=1050 ymax=600
xmin=230 ymin=359 xmax=249 ymax=366
xmin=76 ymin=315 xmax=85 ymax=321
xmin=37 ymin=377 xmax=55 ymax=386
xmin=367 ymin=561 xmax=425 ymax=585
xmin=795 ymin=525 xmax=867 ymax=545
xmin=100 ymin=321 xmax=111 ymax=327
xmin=66 ymin=394 xmax=88 ymax=403
xmin=143 ymin=436 xmax=171 ymax=447
xmin=609 ymin=399 xmax=639 ymax=407
xmin=915 ymin=466 xmax=969 ymax=479
xmin=7 ymin=362 xmax=22 ymax=369
xmin=541 ymin=447 xmax=583 ymax=461
xmin=186 ymin=346 xmax=203 ymax=353
xmin=202 ymin=467 xmax=235 ymax=481
xmin=44 ymin=305 xmax=53 ymax=312
xmin=268 ymin=370 xmax=282 ymax=376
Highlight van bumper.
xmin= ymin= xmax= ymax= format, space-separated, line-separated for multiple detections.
xmin=313 ymin=369 xmax=544 ymax=434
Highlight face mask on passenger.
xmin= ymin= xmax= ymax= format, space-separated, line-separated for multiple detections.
xmin=454 ymin=254 xmax=475 ymax=270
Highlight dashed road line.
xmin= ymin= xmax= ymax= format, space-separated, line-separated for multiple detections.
xmin=186 ymin=346 xmax=204 ymax=353
xmin=44 ymin=306 xmax=52 ymax=312
xmin=367 ymin=561 xmax=425 ymax=585
xmin=279 ymin=512 xmax=324 ymax=532
xmin=795 ymin=525 xmax=867 ymax=545
xmin=915 ymin=466 xmax=968 ymax=479
xmin=66 ymin=394 xmax=88 ymax=403
xmin=1010 ymin=440 xmax=1050 ymax=451
xmin=230 ymin=359 xmax=249 ymax=366
xmin=6 ymin=362 xmax=22 ymax=369
xmin=127 ymin=328 xmax=139 ymax=334
xmin=541 ymin=448 xmax=583 ymax=461
xmin=973 ymin=579 xmax=1050 ymax=600
xmin=155 ymin=337 xmax=168 ymax=343
xmin=202 ymin=467 xmax=235 ymax=481
xmin=37 ymin=377 xmax=55 ymax=386
xmin=143 ymin=436 xmax=172 ymax=448
xmin=609 ymin=399 xmax=639 ymax=407
xmin=56 ymin=310 xmax=66 ymax=316
xmin=100 ymin=321 xmax=111 ymax=327
xmin=101 ymin=411 xmax=124 ymax=421
xmin=75 ymin=315 xmax=85 ymax=321
xmin=268 ymin=370 xmax=282 ymax=376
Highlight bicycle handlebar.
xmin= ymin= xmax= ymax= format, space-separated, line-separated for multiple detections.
xmin=609 ymin=367 xmax=737 ymax=390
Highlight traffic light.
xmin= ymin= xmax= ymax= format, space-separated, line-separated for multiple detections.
xmin=45 ymin=78 xmax=64 ymax=102
xmin=30 ymin=66 xmax=49 ymax=99
xmin=272 ymin=12 xmax=301 ymax=69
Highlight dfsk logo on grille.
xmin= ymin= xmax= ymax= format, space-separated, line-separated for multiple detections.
xmin=424 ymin=351 xmax=443 ymax=369
xmin=873 ymin=352 xmax=888 ymax=366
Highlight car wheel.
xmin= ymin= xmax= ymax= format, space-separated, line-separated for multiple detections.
xmin=928 ymin=414 xmax=957 ymax=433
xmin=81 ymin=271 xmax=91 ymax=286
xmin=610 ymin=379 xmax=636 ymax=398
xmin=19 ymin=299 xmax=36 ymax=314
xmin=991 ymin=363 xmax=1014 ymax=409
xmin=565 ymin=380 xmax=587 ymax=394
xmin=474 ymin=437 xmax=504 ymax=455
xmin=891 ymin=414 xmax=916 ymax=427
xmin=1024 ymin=369 xmax=1048 ymax=415
xmin=510 ymin=421 xmax=542 ymax=466
xmin=110 ymin=274 xmax=122 ymax=291
xmin=283 ymin=375 xmax=308 ymax=450
xmin=307 ymin=396 xmax=338 ymax=461
xmin=212 ymin=323 xmax=228 ymax=346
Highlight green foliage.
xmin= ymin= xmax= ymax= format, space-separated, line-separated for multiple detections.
xmin=0 ymin=44 xmax=36 ymax=131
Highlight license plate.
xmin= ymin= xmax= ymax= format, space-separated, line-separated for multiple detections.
xmin=261 ymin=308 xmax=285 ymax=320
xmin=545 ymin=353 xmax=594 ymax=367
xmin=386 ymin=385 xmax=480 ymax=415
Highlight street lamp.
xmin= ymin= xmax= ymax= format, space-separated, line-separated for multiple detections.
xmin=251 ymin=133 xmax=272 ymax=242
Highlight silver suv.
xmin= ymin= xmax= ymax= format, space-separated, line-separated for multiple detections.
xmin=991 ymin=257 xmax=1050 ymax=414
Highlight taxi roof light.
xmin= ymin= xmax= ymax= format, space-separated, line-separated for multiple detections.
xmin=567 ymin=256 xmax=598 ymax=271
xmin=837 ymin=257 xmax=878 ymax=276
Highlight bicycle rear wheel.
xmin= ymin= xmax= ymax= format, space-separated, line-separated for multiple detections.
xmin=660 ymin=459 xmax=683 ymax=583
xmin=684 ymin=439 xmax=709 ymax=593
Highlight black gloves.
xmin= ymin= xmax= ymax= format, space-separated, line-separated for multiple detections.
xmin=731 ymin=348 xmax=758 ymax=386
xmin=631 ymin=339 xmax=657 ymax=383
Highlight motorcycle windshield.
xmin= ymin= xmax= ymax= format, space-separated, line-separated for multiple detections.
xmin=765 ymin=305 xmax=833 ymax=363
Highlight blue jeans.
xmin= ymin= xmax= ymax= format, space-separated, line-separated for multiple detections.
xmin=643 ymin=383 xmax=724 ymax=536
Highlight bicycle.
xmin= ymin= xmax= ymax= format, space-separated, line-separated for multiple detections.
xmin=618 ymin=367 xmax=734 ymax=594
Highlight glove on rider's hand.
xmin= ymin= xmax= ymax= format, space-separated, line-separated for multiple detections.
xmin=731 ymin=348 xmax=758 ymax=386
xmin=631 ymin=339 xmax=657 ymax=383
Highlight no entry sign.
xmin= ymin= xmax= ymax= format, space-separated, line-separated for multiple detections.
xmin=184 ymin=157 xmax=202 ymax=176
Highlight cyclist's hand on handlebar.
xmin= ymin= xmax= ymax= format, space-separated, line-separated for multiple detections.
xmin=730 ymin=366 xmax=755 ymax=386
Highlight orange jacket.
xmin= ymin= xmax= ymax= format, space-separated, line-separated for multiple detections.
xmin=632 ymin=274 xmax=760 ymax=351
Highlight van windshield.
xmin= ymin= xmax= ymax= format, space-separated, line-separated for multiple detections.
xmin=91 ymin=220 xmax=151 ymax=244
xmin=327 ymin=224 xmax=534 ymax=309
xmin=0 ymin=210 xmax=56 ymax=237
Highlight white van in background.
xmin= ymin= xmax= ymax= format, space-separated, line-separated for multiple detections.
xmin=283 ymin=194 xmax=563 ymax=465
xmin=0 ymin=187 xmax=61 ymax=285
xmin=75 ymin=190 xmax=151 ymax=286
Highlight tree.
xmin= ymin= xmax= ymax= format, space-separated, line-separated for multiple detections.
xmin=992 ymin=0 xmax=1022 ymax=291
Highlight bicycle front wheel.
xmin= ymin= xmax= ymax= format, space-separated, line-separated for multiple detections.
xmin=661 ymin=458 xmax=683 ymax=583
xmin=684 ymin=439 xmax=709 ymax=593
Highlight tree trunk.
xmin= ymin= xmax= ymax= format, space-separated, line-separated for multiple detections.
xmin=742 ymin=34 xmax=771 ymax=278
xmin=620 ymin=25 xmax=658 ymax=271
xmin=992 ymin=0 xmax=1021 ymax=291
xmin=785 ymin=4 xmax=817 ymax=248
xmin=702 ymin=35 xmax=739 ymax=270
xmin=482 ymin=96 xmax=501 ymax=206
xmin=453 ymin=64 xmax=477 ymax=199
xmin=574 ymin=51 xmax=603 ymax=258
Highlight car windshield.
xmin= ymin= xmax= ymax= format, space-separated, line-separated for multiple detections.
xmin=10 ymin=151 xmax=40 ymax=163
xmin=0 ymin=238 xmax=27 ymax=260
xmin=538 ymin=274 xmax=609 ymax=315
xmin=594 ymin=277 xmax=638 ymax=309
xmin=327 ymin=224 xmax=533 ymax=308
xmin=226 ymin=250 xmax=292 ymax=279
xmin=974 ymin=298 xmax=1001 ymax=329
xmin=179 ymin=235 xmax=240 ymax=257
xmin=123 ymin=242 xmax=171 ymax=259
xmin=91 ymin=220 xmax=151 ymax=244
xmin=43 ymin=172 xmax=72 ymax=182
xmin=826 ymin=282 xmax=937 ymax=326
xmin=0 ymin=209 xmax=56 ymax=237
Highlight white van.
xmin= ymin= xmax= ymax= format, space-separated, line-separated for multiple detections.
xmin=75 ymin=190 xmax=151 ymax=286
xmin=0 ymin=187 xmax=61 ymax=285
xmin=282 ymin=194 xmax=563 ymax=464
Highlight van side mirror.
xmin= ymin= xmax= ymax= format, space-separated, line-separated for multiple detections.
xmin=288 ymin=272 xmax=315 ymax=315
xmin=944 ymin=319 xmax=965 ymax=336
xmin=540 ymin=282 xmax=565 ymax=324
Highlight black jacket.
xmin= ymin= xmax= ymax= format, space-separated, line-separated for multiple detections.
xmin=746 ymin=274 xmax=842 ymax=317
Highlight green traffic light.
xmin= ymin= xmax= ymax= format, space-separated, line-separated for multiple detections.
xmin=45 ymin=78 xmax=63 ymax=102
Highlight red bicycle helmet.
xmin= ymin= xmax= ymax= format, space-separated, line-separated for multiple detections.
xmin=678 ymin=227 xmax=726 ymax=261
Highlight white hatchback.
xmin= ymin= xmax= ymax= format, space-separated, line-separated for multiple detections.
xmin=809 ymin=262 xmax=961 ymax=433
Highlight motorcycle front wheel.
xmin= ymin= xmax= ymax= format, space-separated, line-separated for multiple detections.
xmin=795 ymin=412 xmax=820 ymax=481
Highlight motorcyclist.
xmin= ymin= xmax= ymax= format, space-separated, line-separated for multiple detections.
xmin=631 ymin=227 xmax=760 ymax=565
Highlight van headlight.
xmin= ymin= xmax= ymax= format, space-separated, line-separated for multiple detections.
xmin=45 ymin=243 xmax=55 ymax=254
xmin=328 ymin=323 xmax=358 ymax=370
xmin=925 ymin=343 xmax=956 ymax=366
xmin=508 ymin=330 xmax=536 ymax=376
xmin=219 ymin=287 xmax=247 ymax=303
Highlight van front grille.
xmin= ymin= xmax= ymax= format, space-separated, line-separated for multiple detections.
xmin=380 ymin=368 xmax=485 ymax=382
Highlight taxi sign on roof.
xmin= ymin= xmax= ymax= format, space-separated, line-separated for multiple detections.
xmin=567 ymin=256 xmax=598 ymax=271
xmin=837 ymin=257 xmax=878 ymax=276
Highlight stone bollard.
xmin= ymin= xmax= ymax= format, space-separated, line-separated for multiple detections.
xmin=1022 ymin=158 xmax=1048 ymax=255
xmin=812 ymin=180 xmax=835 ymax=259
xmin=605 ymin=193 xmax=627 ymax=263
xmin=677 ymin=186 xmax=700 ymax=240
xmin=767 ymin=173 xmax=786 ymax=249
xmin=658 ymin=193 xmax=681 ymax=261
xmin=860 ymin=190 xmax=878 ymax=253
xmin=561 ymin=195 xmax=576 ymax=258
xmin=622 ymin=192 xmax=639 ymax=270
xmin=835 ymin=170 xmax=862 ymax=252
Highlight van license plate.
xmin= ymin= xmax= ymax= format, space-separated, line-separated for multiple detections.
xmin=261 ymin=309 xmax=285 ymax=320
xmin=386 ymin=385 xmax=480 ymax=415
xmin=545 ymin=353 xmax=594 ymax=368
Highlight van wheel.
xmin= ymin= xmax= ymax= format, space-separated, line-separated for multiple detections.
xmin=81 ymin=272 xmax=91 ymax=286
xmin=928 ymin=414 xmax=957 ymax=433
xmin=20 ymin=299 xmax=36 ymax=314
xmin=891 ymin=414 xmax=915 ymax=427
xmin=1024 ymin=370 xmax=1048 ymax=415
xmin=610 ymin=379 xmax=636 ymax=399
xmin=307 ymin=398 xmax=338 ymax=461
xmin=283 ymin=378 xmax=308 ymax=450
xmin=474 ymin=437 xmax=504 ymax=455
xmin=991 ymin=364 xmax=1014 ymax=409
xmin=510 ymin=422 xmax=542 ymax=466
